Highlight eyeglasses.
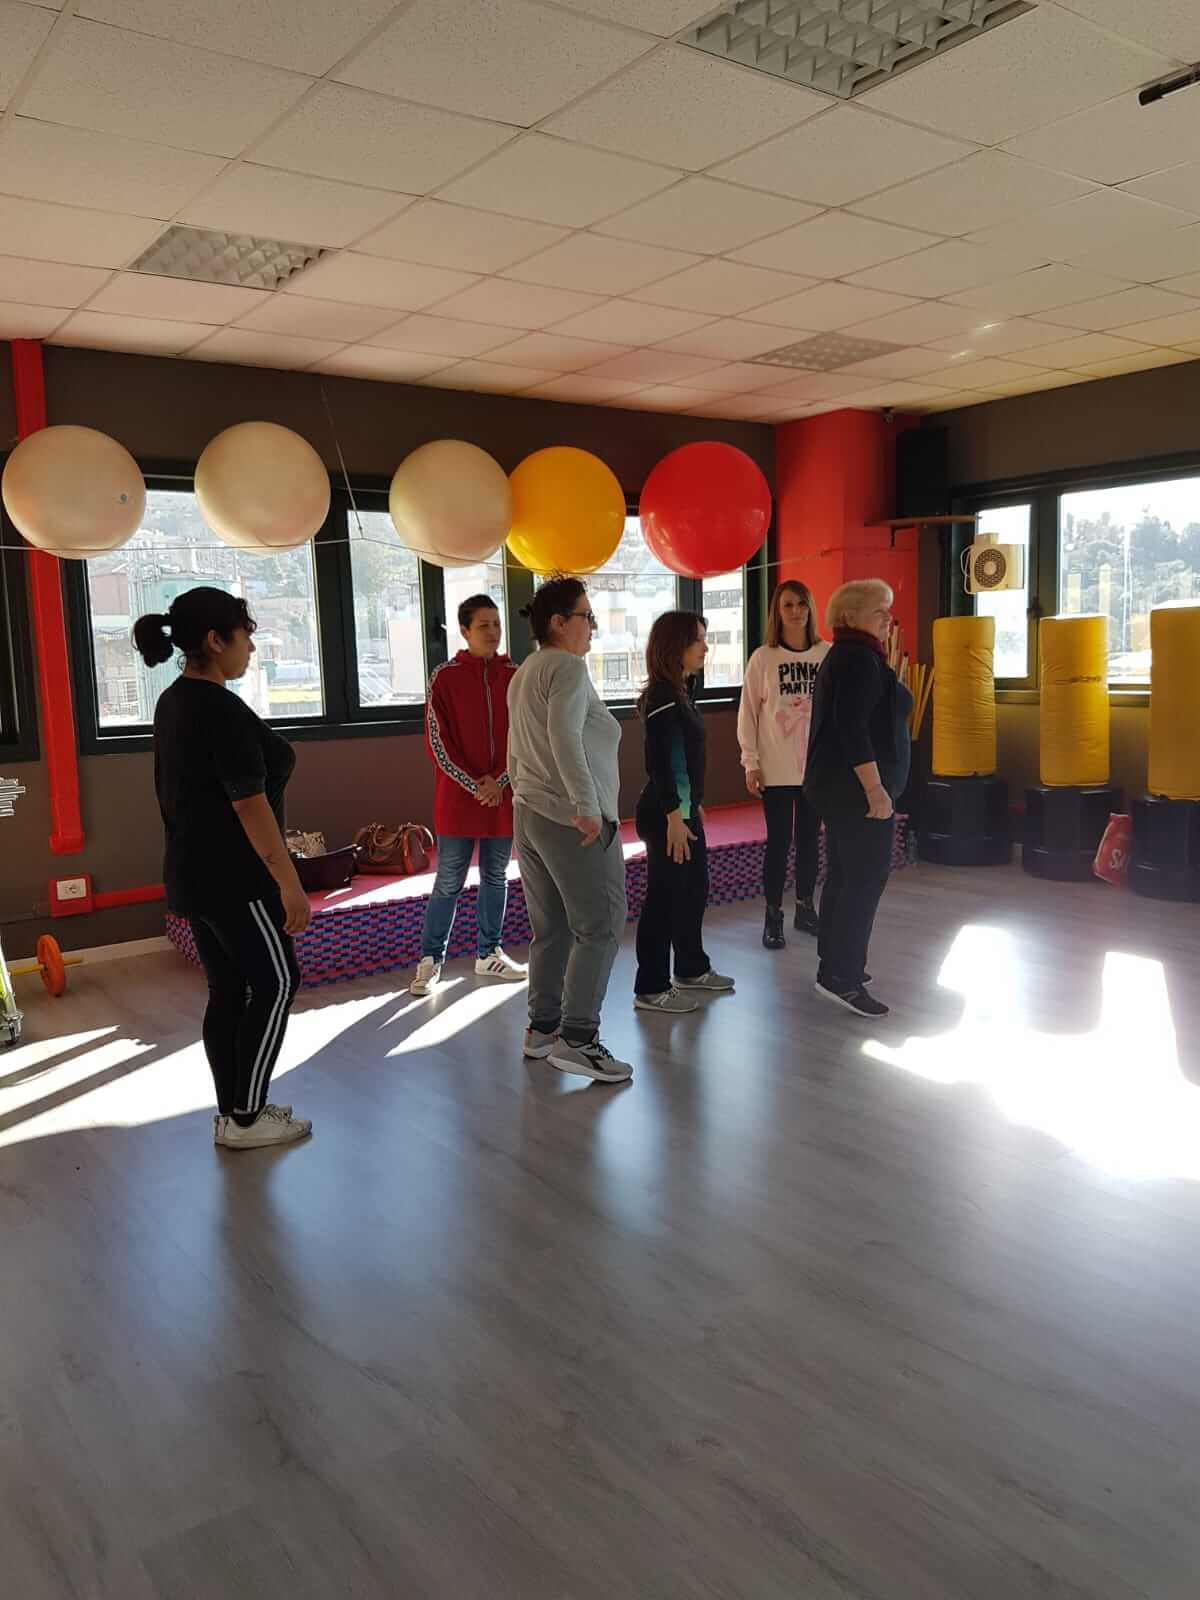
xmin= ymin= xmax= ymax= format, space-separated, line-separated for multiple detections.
xmin=569 ymin=608 xmax=598 ymax=628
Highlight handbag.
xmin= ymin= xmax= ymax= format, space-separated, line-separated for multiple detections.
xmin=352 ymin=822 xmax=435 ymax=876
xmin=1093 ymin=813 xmax=1132 ymax=888
xmin=286 ymin=829 xmax=327 ymax=858
xmin=291 ymin=845 xmax=357 ymax=893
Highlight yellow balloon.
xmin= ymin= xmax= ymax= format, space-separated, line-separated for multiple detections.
xmin=1 ymin=425 xmax=145 ymax=559
xmin=506 ymin=447 xmax=625 ymax=575
xmin=390 ymin=440 xmax=511 ymax=569
xmin=195 ymin=422 xmax=329 ymax=552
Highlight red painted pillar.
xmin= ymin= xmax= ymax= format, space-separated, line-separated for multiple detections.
xmin=10 ymin=339 xmax=85 ymax=854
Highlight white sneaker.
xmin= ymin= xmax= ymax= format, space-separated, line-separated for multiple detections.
xmin=410 ymin=956 xmax=441 ymax=996
xmin=546 ymin=1037 xmax=633 ymax=1083
xmin=214 ymin=1106 xmax=293 ymax=1142
xmin=523 ymin=1026 xmax=559 ymax=1059
xmin=215 ymin=1104 xmax=312 ymax=1150
xmin=634 ymin=987 xmax=698 ymax=1014
xmin=475 ymin=948 xmax=527 ymax=982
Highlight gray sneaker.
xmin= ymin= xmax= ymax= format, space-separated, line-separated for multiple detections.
xmin=675 ymin=969 xmax=735 ymax=993
xmin=547 ymin=1037 xmax=633 ymax=1083
xmin=523 ymin=1026 xmax=559 ymax=1059
xmin=634 ymin=987 xmax=699 ymax=1013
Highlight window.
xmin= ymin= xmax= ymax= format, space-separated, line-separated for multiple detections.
xmin=702 ymin=571 xmax=745 ymax=688
xmin=0 ymin=531 xmax=38 ymax=762
xmin=82 ymin=489 xmax=324 ymax=727
xmin=347 ymin=509 xmax=426 ymax=707
xmin=442 ymin=560 xmax=509 ymax=651
xmin=974 ymin=502 xmax=1031 ymax=680
xmin=1060 ymin=476 xmax=1200 ymax=685
xmin=588 ymin=517 xmax=678 ymax=701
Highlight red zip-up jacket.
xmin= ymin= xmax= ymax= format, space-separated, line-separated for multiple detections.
xmin=424 ymin=650 xmax=516 ymax=838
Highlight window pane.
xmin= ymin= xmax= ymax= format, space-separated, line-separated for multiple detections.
xmin=1060 ymin=476 xmax=1200 ymax=683
xmin=589 ymin=517 xmax=677 ymax=701
xmin=348 ymin=509 xmax=426 ymax=707
xmin=85 ymin=489 xmax=324 ymax=727
xmin=974 ymin=503 xmax=1031 ymax=679
xmin=442 ymin=560 xmax=508 ymax=654
xmin=701 ymin=571 xmax=745 ymax=688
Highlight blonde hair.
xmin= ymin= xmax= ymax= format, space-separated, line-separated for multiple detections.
xmin=825 ymin=579 xmax=893 ymax=633
xmin=766 ymin=579 xmax=819 ymax=649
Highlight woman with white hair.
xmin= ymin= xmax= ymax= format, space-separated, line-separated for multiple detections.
xmin=803 ymin=579 xmax=911 ymax=1018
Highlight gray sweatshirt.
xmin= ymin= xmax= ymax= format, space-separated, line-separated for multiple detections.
xmin=507 ymin=648 xmax=622 ymax=825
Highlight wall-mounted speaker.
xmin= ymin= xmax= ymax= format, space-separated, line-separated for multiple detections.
xmin=897 ymin=427 xmax=948 ymax=519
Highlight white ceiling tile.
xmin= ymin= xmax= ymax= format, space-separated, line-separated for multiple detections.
xmin=919 ymin=389 xmax=997 ymax=411
xmin=178 ymin=165 xmax=406 ymax=249
xmin=253 ymin=83 xmax=514 ymax=194
xmin=582 ymin=348 xmax=722 ymax=384
xmin=548 ymin=298 xmax=712 ymax=344
xmin=949 ymin=265 xmax=1131 ymax=316
xmin=52 ymin=309 xmax=212 ymax=354
xmin=424 ymin=359 xmax=561 ymax=392
xmin=367 ymin=315 xmax=523 ymax=357
xmin=0 ymin=117 xmax=225 ymax=219
xmin=1110 ymin=307 xmax=1200 ymax=343
xmin=335 ymin=0 xmax=649 ymax=127
xmin=0 ymin=195 xmax=159 ymax=268
xmin=1001 ymin=84 xmax=1200 ymax=186
xmin=685 ymin=394 xmax=784 ymax=419
xmin=524 ymin=375 xmax=650 ymax=403
xmin=0 ymin=3 xmax=55 ymax=108
xmin=922 ymin=318 xmax=1080 ymax=358
xmin=1053 ymin=1 xmax=1200 ymax=60
xmin=545 ymin=44 xmax=824 ymax=171
xmin=0 ymin=255 xmax=110 ymax=309
xmin=86 ymin=274 xmax=270 ymax=323
xmin=23 ymin=18 xmax=311 ymax=156
xmin=593 ymin=178 xmax=820 ymax=256
xmin=280 ymin=253 xmax=478 ymax=311
xmin=1075 ymin=349 xmax=1197 ymax=377
xmin=842 ymin=301 xmax=996 ymax=343
xmin=438 ymin=135 xmax=678 ymax=228
xmin=503 ymin=233 xmax=700 ymax=295
xmin=431 ymin=278 xmax=604 ymax=330
xmin=1026 ymin=333 xmax=1155 ymax=368
xmin=0 ymin=301 xmax=70 ymax=339
xmin=1069 ymin=224 xmax=1200 ymax=282
xmin=837 ymin=347 xmax=962 ymax=381
xmin=744 ymin=282 xmax=917 ymax=332
xmin=1122 ymin=164 xmax=1200 ymax=213
xmin=967 ymin=189 xmax=1198 ymax=258
xmin=310 ymin=346 xmax=456 ymax=381
xmin=483 ymin=333 xmax=632 ymax=371
xmin=550 ymin=0 xmax=714 ymax=32
xmin=982 ymin=371 xmax=1091 ymax=397
xmin=711 ymin=104 xmax=972 ymax=207
xmin=626 ymin=384 xmax=721 ymax=411
xmin=1048 ymin=286 xmax=1200 ymax=331
xmin=1159 ymin=270 xmax=1200 ymax=295
xmin=921 ymin=356 xmax=1052 ymax=390
xmin=683 ymin=362 xmax=789 ymax=393
xmin=233 ymin=295 xmax=401 ymax=343
xmin=629 ymin=259 xmax=815 ymax=316
xmin=733 ymin=212 xmax=939 ymax=277
xmin=355 ymin=202 xmax=565 ymax=274
xmin=188 ymin=328 xmax=342 ymax=368
xmin=840 ymin=381 xmax=958 ymax=408
xmin=75 ymin=0 xmax=396 ymax=74
xmin=752 ymin=371 xmax=878 ymax=401
xmin=847 ymin=239 xmax=1049 ymax=298
xmin=857 ymin=6 xmax=1173 ymax=145
xmin=652 ymin=318 xmax=791 ymax=360
xmin=851 ymin=150 xmax=1095 ymax=237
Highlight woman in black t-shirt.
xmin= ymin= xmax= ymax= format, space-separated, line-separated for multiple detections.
xmin=633 ymin=611 xmax=735 ymax=1014
xmin=133 ymin=587 xmax=312 ymax=1151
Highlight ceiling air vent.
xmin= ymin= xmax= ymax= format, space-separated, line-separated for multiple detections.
xmin=130 ymin=226 xmax=328 ymax=291
xmin=683 ymin=0 xmax=1035 ymax=100
xmin=752 ymin=332 xmax=903 ymax=370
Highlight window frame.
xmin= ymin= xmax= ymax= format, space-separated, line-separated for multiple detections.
xmin=0 ymin=487 xmax=40 ymax=764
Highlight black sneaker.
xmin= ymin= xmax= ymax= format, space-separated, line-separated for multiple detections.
xmin=813 ymin=979 xmax=889 ymax=1017
xmin=793 ymin=899 xmax=819 ymax=936
xmin=762 ymin=906 xmax=785 ymax=950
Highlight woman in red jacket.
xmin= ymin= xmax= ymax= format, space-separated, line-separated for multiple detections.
xmin=411 ymin=594 xmax=525 ymax=996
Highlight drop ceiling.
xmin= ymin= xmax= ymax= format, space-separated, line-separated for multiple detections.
xmin=3 ymin=0 xmax=1200 ymax=421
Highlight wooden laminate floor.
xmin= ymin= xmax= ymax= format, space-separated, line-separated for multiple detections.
xmin=3 ymin=862 xmax=1200 ymax=1599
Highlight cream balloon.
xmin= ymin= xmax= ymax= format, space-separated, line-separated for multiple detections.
xmin=195 ymin=422 xmax=329 ymax=552
xmin=389 ymin=440 xmax=511 ymax=569
xmin=1 ymin=425 xmax=145 ymax=560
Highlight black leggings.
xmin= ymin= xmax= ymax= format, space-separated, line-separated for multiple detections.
xmin=634 ymin=807 xmax=710 ymax=996
xmin=190 ymin=897 xmax=301 ymax=1118
xmin=762 ymin=785 xmax=821 ymax=907
xmin=817 ymin=816 xmax=895 ymax=990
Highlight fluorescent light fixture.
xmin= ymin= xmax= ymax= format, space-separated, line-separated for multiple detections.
xmin=752 ymin=332 xmax=904 ymax=369
xmin=130 ymin=225 xmax=328 ymax=291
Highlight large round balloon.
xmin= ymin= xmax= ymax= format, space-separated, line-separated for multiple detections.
xmin=1 ymin=425 xmax=145 ymax=560
xmin=195 ymin=422 xmax=329 ymax=552
xmin=507 ymin=446 xmax=624 ymax=575
xmin=640 ymin=442 xmax=771 ymax=579
xmin=390 ymin=440 xmax=511 ymax=568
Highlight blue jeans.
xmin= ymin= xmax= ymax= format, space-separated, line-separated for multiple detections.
xmin=421 ymin=835 xmax=513 ymax=961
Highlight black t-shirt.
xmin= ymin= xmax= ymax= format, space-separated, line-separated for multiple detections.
xmin=638 ymin=680 xmax=706 ymax=821
xmin=803 ymin=640 xmax=912 ymax=819
xmin=153 ymin=676 xmax=295 ymax=915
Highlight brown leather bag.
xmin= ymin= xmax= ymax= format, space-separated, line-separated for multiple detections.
xmin=352 ymin=822 xmax=435 ymax=876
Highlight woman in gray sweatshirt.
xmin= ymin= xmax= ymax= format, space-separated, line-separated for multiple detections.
xmin=507 ymin=576 xmax=632 ymax=1084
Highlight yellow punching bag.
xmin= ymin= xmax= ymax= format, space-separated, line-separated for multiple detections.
xmin=933 ymin=616 xmax=997 ymax=777
xmin=1040 ymin=615 xmax=1109 ymax=786
xmin=1149 ymin=603 xmax=1200 ymax=800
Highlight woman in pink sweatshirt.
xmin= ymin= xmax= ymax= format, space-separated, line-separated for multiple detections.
xmin=737 ymin=580 xmax=830 ymax=950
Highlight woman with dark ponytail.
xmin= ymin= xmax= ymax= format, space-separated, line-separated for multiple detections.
xmin=134 ymin=587 xmax=312 ymax=1150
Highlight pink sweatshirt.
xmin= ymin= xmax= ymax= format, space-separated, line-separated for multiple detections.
xmin=737 ymin=641 xmax=831 ymax=787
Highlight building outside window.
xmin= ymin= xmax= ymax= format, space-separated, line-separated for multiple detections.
xmin=588 ymin=517 xmax=677 ymax=701
xmin=347 ymin=509 xmax=426 ymax=707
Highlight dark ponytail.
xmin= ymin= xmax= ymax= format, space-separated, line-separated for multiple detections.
xmin=520 ymin=575 xmax=586 ymax=646
xmin=132 ymin=585 xmax=255 ymax=670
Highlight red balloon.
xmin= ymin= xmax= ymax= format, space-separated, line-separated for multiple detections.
xmin=639 ymin=442 xmax=771 ymax=580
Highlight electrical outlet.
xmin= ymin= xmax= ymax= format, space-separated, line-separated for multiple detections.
xmin=57 ymin=878 xmax=88 ymax=900
xmin=49 ymin=874 xmax=93 ymax=917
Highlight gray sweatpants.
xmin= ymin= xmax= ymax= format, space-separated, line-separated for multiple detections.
xmin=513 ymin=804 xmax=628 ymax=1043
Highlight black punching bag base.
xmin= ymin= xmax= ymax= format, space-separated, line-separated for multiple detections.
xmin=1130 ymin=794 xmax=1200 ymax=903
xmin=1022 ymin=784 xmax=1123 ymax=882
xmin=918 ymin=775 xmax=1012 ymax=867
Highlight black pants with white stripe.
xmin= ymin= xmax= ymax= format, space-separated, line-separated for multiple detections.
xmin=190 ymin=897 xmax=301 ymax=1119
